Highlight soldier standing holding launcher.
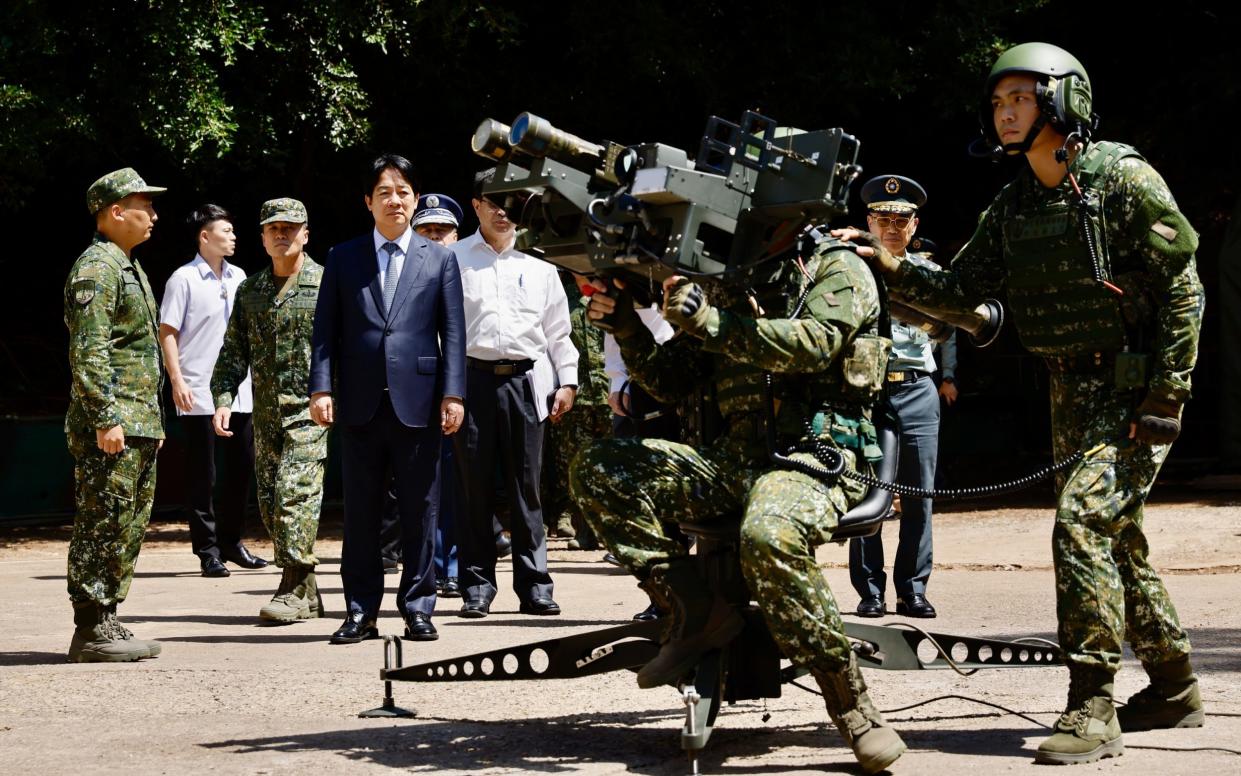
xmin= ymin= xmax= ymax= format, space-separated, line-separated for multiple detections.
xmin=836 ymin=42 xmax=1205 ymax=765
xmin=64 ymin=168 xmax=168 ymax=663
xmin=212 ymin=198 xmax=329 ymax=624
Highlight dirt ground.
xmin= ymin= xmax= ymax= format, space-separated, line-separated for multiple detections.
xmin=2 ymin=494 xmax=1240 ymax=775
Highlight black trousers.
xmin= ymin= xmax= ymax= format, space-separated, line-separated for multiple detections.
xmin=454 ymin=366 xmax=553 ymax=605
xmin=340 ymin=393 xmax=441 ymax=619
xmin=180 ymin=413 xmax=254 ymax=562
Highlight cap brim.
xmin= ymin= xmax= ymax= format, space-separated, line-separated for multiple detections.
xmin=135 ymin=186 xmax=168 ymax=196
xmin=868 ymin=204 xmax=918 ymax=214
xmin=259 ymin=215 xmax=307 ymax=225
xmin=413 ymin=215 xmax=459 ymax=227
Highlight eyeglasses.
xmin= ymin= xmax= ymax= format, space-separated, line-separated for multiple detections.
xmin=481 ymin=192 xmax=532 ymax=214
xmin=867 ymin=214 xmax=913 ymax=230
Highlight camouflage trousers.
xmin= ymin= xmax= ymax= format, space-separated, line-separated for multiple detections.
xmin=571 ymin=436 xmax=866 ymax=673
xmin=66 ymin=434 xmax=158 ymax=606
xmin=254 ymin=430 xmax=324 ymax=568
xmin=1051 ymin=371 xmax=1191 ymax=675
xmin=544 ymin=404 xmax=613 ymax=529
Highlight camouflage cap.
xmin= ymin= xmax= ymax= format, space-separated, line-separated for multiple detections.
xmin=259 ymin=198 xmax=308 ymax=225
xmin=86 ymin=168 xmax=167 ymax=215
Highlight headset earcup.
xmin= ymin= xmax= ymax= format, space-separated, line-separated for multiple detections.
xmin=1061 ymin=74 xmax=1093 ymax=126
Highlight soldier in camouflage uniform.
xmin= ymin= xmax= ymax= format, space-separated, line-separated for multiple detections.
xmin=837 ymin=43 xmax=1205 ymax=765
xmin=543 ymin=272 xmax=611 ymax=548
xmin=211 ymin=198 xmax=329 ymax=623
xmin=64 ymin=168 xmax=169 ymax=663
xmin=571 ymin=247 xmax=907 ymax=773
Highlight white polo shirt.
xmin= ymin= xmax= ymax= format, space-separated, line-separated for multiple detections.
xmin=159 ymin=255 xmax=254 ymax=416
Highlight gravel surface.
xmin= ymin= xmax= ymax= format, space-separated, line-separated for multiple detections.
xmin=2 ymin=498 xmax=1239 ymax=775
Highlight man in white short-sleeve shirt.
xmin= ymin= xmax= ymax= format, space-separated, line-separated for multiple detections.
xmin=159 ymin=203 xmax=265 ymax=578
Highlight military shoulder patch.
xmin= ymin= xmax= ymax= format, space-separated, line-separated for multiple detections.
xmin=1150 ymin=221 xmax=1178 ymax=242
xmin=72 ymin=278 xmax=97 ymax=305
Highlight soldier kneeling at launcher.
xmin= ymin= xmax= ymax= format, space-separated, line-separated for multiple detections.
xmin=570 ymin=237 xmax=905 ymax=773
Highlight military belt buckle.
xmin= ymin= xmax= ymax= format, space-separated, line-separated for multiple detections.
xmin=886 ymin=371 xmax=907 ymax=383
xmin=494 ymin=364 xmax=517 ymax=376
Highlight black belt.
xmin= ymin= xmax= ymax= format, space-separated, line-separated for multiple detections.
xmin=1044 ymin=352 xmax=1115 ymax=374
xmin=886 ymin=370 xmax=929 ymax=384
xmin=467 ymin=356 xmax=534 ymax=376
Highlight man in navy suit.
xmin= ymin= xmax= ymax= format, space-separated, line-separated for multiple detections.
xmin=309 ymin=154 xmax=466 ymax=644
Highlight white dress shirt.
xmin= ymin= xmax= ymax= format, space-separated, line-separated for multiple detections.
xmin=452 ymin=230 xmax=578 ymax=386
xmin=373 ymin=226 xmax=412 ymax=290
xmin=604 ymin=304 xmax=676 ymax=393
xmin=159 ymin=255 xmax=253 ymax=415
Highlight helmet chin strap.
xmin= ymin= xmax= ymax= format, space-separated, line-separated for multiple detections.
xmin=1002 ymin=113 xmax=1048 ymax=155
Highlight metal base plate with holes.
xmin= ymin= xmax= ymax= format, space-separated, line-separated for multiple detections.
xmin=384 ymin=619 xmax=663 ymax=683
xmin=843 ymin=622 xmax=1062 ymax=672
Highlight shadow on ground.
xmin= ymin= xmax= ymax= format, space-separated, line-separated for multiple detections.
xmin=200 ymin=703 xmax=1047 ymax=773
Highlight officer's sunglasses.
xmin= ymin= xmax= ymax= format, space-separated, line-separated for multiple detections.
xmin=867 ymin=213 xmax=913 ymax=230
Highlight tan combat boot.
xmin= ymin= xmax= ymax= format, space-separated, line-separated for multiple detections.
xmin=259 ymin=566 xmax=319 ymax=623
xmin=813 ymin=653 xmax=906 ymax=774
xmin=104 ymin=603 xmax=161 ymax=658
xmin=635 ymin=559 xmax=744 ymax=689
xmin=67 ymin=602 xmax=150 ymax=663
xmin=303 ymin=568 xmax=326 ymax=618
xmin=1035 ymin=670 xmax=1123 ymax=764
xmin=1117 ymin=657 xmax=1205 ymax=731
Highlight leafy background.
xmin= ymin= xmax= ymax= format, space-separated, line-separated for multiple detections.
xmin=2 ymin=0 xmax=1237 ymax=474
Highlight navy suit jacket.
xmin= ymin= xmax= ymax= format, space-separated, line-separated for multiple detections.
xmin=309 ymin=231 xmax=466 ymax=428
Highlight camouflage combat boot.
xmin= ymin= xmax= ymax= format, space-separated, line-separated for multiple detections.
xmin=67 ymin=602 xmax=150 ymax=663
xmin=1035 ymin=669 xmax=1123 ymax=765
xmin=554 ymin=514 xmax=576 ymax=539
xmin=259 ymin=566 xmax=321 ymax=623
xmin=812 ymin=653 xmax=906 ymax=774
xmin=104 ymin=603 xmax=161 ymax=658
xmin=1117 ymin=657 xmax=1204 ymax=731
xmin=634 ymin=559 xmax=744 ymax=689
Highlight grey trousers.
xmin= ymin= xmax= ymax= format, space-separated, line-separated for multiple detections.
xmin=850 ymin=374 xmax=938 ymax=599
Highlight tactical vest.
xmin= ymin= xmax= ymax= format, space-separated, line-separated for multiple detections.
xmin=708 ymin=251 xmax=885 ymax=461
xmin=1002 ymin=141 xmax=1139 ymax=356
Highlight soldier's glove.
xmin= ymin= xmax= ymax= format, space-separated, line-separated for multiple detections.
xmin=588 ymin=283 xmax=642 ymax=338
xmin=850 ymin=231 xmax=902 ymax=276
xmin=1133 ymin=394 xmax=1183 ymax=445
xmin=663 ymin=278 xmax=715 ymax=338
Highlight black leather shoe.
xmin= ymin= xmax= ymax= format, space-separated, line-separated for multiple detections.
xmin=221 ymin=545 xmax=268 ymax=569
xmin=519 ymin=597 xmax=561 ymax=616
xmin=382 ymin=557 xmax=399 ymax=575
xmin=896 ymin=593 xmax=937 ymax=618
xmin=855 ymin=595 xmax=885 ymax=618
xmin=404 ymin=612 xmax=439 ymax=641
xmin=201 ymin=557 xmax=230 ymax=578
xmin=329 ymin=612 xmax=379 ymax=644
xmin=495 ymin=531 xmax=512 ymax=558
xmin=459 ymin=599 xmax=490 ymax=619
xmin=602 ymin=553 xmax=622 ymax=567
xmin=440 ymin=577 xmax=461 ymax=598
xmin=632 ymin=601 xmax=664 ymax=621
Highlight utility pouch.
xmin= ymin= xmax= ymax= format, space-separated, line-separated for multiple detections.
xmin=1115 ymin=352 xmax=1150 ymax=391
xmin=840 ymin=334 xmax=891 ymax=403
